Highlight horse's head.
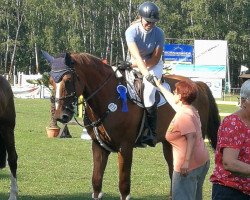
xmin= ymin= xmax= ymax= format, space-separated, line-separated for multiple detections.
xmin=42 ymin=50 xmax=79 ymax=123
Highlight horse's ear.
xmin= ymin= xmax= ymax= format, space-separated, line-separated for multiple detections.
xmin=65 ymin=52 xmax=74 ymax=67
xmin=41 ymin=50 xmax=54 ymax=63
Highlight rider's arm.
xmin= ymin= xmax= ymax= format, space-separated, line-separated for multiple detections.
xmin=144 ymin=46 xmax=163 ymax=69
xmin=127 ymin=42 xmax=149 ymax=76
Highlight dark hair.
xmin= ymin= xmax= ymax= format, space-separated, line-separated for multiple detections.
xmin=175 ymin=80 xmax=197 ymax=105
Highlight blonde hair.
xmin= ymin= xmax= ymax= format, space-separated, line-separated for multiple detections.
xmin=130 ymin=17 xmax=140 ymax=25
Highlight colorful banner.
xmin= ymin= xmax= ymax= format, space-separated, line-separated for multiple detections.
xmin=164 ymin=44 xmax=193 ymax=63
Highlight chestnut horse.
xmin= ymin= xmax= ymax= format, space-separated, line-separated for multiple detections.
xmin=0 ymin=75 xmax=18 ymax=200
xmin=42 ymin=51 xmax=220 ymax=200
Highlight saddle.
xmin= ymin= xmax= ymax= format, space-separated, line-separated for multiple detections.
xmin=114 ymin=62 xmax=168 ymax=147
xmin=115 ymin=61 xmax=162 ymax=107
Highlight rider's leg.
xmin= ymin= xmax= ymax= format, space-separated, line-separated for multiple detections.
xmin=142 ymin=103 xmax=158 ymax=147
xmin=141 ymin=61 xmax=163 ymax=147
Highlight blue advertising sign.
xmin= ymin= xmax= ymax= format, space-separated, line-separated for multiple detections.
xmin=164 ymin=44 xmax=193 ymax=63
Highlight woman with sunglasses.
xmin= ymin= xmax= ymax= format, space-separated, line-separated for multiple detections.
xmin=155 ymin=79 xmax=210 ymax=200
xmin=210 ymin=79 xmax=250 ymax=200
xmin=125 ymin=1 xmax=165 ymax=147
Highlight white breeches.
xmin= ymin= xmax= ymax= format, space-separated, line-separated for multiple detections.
xmin=143 ymin=60 xmax=163 ymax=107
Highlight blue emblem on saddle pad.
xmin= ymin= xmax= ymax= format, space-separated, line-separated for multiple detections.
xmin=117 ymin=84 xmax=128 ymax=112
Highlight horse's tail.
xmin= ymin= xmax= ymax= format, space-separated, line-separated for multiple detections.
xmin=0 ymin=133 xmax=7 ymax=168
xmin=197 ymin=81 xmax=220 ymax=150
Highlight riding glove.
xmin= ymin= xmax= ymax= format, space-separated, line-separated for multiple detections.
xmin=145 ymin=74 xmax=157 ymax=87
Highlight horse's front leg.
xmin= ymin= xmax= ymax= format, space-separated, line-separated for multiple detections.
xmin=8 ymin=174 xmax=18 ymax=200
xmin=4 ymin=127 xmax=18 ymax=200
xmin=118 ymin=144 xmax=133 ymax=200
xmin=92 ymin=141 xmax=110 ymax=199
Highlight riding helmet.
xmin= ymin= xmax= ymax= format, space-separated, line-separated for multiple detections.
xmin=138 ymin=1 xmax=159 ymax=22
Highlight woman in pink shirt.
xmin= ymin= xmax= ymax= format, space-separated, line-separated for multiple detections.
xmin=156 ymin=80 xmax=210 ymax=200
xmin=210 ymin=79 xmax=250 ymax=199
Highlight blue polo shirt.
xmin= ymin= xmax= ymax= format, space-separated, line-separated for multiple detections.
xmin=125 ymin=22 xmax=165 ymax=60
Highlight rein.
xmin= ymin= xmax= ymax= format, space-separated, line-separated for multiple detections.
xmin=72 ymin=64 xmax=121 ymax=152
xmin=84 ymin=67 xmax=119 ymax=102
xmin=78 ymin=66 xmax=120 ymax=129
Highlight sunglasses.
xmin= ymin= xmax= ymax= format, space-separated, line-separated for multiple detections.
xmin=145 ymin=20 xmax=155 ymax=24
xmin=142 ymin=18 xmax=155 ymax=24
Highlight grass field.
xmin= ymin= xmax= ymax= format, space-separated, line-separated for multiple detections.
xmin=0 ymin=98 xmax=239 ymax=200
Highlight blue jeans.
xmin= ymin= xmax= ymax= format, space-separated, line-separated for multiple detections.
xmin=172 ymin=160 xmax=210 ymax=200
xmin=212 ymin=184 xmax=250 ymax=200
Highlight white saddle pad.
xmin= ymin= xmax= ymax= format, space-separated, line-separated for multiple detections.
xmin=125 ymin=69 xmax=171 ymax=108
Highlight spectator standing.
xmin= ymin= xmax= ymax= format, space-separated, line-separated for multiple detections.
xmin=210 ymin=79 xmax=250 ymax=200
xmin=156 ymin=79 xmax=210 ymax=200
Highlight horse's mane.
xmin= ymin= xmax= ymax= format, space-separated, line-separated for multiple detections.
xmin=71 ymin=53 xmax=106 ymax=69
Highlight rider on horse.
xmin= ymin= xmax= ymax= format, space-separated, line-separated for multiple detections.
xmin=125 ymin=1 xmax=165 ymax=147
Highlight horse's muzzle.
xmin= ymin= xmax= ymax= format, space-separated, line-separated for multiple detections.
xmin=56 ymin=113 xmax=72 ymax=124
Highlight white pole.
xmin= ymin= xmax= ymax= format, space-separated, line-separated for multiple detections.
xmin=35 ymin=43 xmax=39 ymax=73
xmin=18 ymin=72 xmax=21 ymax=86
xmin=13 ymin=65 xmax=16 ymax=86
xmin=226 ymin=43 xmax=231 ymax=93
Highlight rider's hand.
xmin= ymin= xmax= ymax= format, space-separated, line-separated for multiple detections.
xmin=118 ymin=61 xmax=131 ymax=70
xmin=154 ymin=78 xmax=161 ymax=87
xmin=145 ymin=74 xmax=157 ymax=87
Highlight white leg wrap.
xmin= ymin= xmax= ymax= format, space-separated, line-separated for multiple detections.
xmin=92 ymin=192 xmax=103 ymax=199
xmin=120 ymin=194 xmax=131 ymax=200
xmin=8 ymin=174 xmax=18 ymax=200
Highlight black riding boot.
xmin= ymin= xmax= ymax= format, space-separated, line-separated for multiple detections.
xmin=141 ymin=105 xmax=158 ymax=147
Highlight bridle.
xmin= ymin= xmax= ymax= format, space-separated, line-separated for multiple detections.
xmin=51 ymin=69 xmax=76 ymax=100
xmin=51 ymin=68 xmax=78 ymax=114
xmin=51 ymin=63 xmax=120 ymax=128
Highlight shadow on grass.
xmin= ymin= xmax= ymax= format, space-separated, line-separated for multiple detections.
xmin=0 ymin=173 xmax=10 ymax=179
xmin=0 ymin=193 xmax=171 ymax=200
